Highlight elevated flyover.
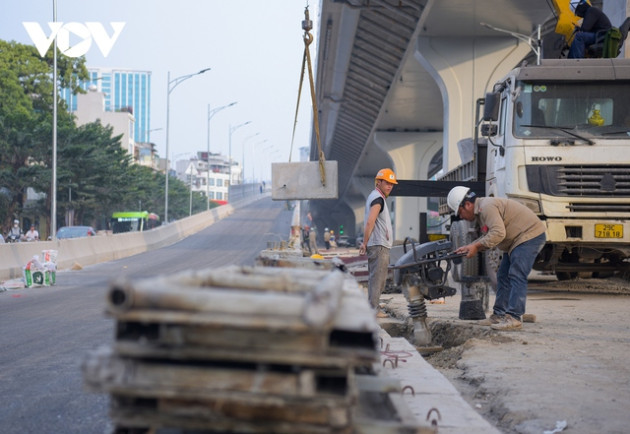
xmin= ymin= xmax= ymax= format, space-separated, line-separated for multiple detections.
xmin=306 ymin=0 xmax=624 ymax=241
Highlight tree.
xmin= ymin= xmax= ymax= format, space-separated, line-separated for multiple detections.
xmin=56 ymin=122 xmax=133 ymax=227
xmin=0 ymin=39 xmax=210 ymax=234
xmin=0 ymin=40 xmax=88 ymax=233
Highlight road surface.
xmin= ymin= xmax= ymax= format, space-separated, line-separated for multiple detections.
xmin=0 ymin=197 xmax=293 ymax=434
xmin=384 ymin=276 xmax=630 ymax=434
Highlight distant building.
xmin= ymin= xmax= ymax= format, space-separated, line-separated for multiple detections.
xmin=73 ymin=86 xmax=135 ymax=156
xmin=61 ymin=67 xmax=151 ymax=144
xmin=174 ymin=152 xmax=240 ymax=203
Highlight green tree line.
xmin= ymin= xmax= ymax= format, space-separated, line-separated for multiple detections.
xmin=0 ymin=40 xmax=208 ymax=238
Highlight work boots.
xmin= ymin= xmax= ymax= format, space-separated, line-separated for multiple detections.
xmin=490 ymin=314 xmax=522 ymax=331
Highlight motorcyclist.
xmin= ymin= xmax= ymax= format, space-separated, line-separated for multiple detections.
xmin=7 ymin=219 xmax=23 ymax=243
xmin=25 ymin=224 xmax=39 ymax=241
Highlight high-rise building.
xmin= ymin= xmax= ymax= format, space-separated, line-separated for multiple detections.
xmin=61 ymin=67 xmax=151 ymax=144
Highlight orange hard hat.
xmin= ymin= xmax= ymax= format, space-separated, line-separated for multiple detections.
xmin=375 ymin=168 xmax=398 ymax=184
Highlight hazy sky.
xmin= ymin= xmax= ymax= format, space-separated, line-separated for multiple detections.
xmin=1 ymin=1 xmax=320 ymax=181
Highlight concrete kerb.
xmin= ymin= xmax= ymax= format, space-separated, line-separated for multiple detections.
xmin=378 ymin=329 xmax=500 ymax=434
xmin=0 ymin=193 xmax=267 ymax=282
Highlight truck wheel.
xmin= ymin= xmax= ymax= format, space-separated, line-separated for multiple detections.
xmin=556 ymin=271 xmax=578 ymax=281
xmin=450 ymin=220 xmax=479 ymax=282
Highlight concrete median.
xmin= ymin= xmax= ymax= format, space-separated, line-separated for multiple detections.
xmin=0 ymin=199 xmax=253 ymax=283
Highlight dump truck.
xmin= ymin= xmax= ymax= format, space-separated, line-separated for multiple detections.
xmin=440 ymin=58 xmax=630 ymax=282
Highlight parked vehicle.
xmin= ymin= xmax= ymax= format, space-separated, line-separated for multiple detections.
xmin=336 ymin=235 xmax=354 ymax=247
xmin=111 ymin=211 xmax=160 ymax=234
xmin=439 ymin=58 xmax=630 ymax=282
xmin=56 ymin=226 xmax=96 ymax=239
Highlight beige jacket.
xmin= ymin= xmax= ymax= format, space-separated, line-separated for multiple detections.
xmin=474 ymin=197 xmax=546 ymax=254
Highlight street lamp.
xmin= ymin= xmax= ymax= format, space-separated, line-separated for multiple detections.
xmin=251 ymin=139 xmax=268 ymax=183
xmin=206 ymin=102 xmax=237 ymax=210
xmin=164 ymin=67 xmax=210 ymax=223
xmin=241 ymin=132 xmax=260 ymax=184
xmin=480 ymin=22 xmax=542 ymax=65
xmin=147 ymin=127 xmax=162 ymax=143
xmin=228 ymin=121 xmax=251 ymax=190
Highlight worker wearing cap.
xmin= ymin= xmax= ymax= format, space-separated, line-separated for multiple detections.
xmin=359 ymin=168 xmax=397 ymax=317
xmin=447 ymin=186 xmax=546 ymax=330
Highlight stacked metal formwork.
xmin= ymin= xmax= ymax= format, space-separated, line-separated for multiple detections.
xmin=83 ymin=265 xmax=381 ymax=433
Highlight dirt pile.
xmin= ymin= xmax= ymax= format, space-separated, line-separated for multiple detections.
xmin=414 ymin=276 xmax=630 ymax=434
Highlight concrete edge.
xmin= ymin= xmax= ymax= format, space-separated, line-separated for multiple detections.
xmin=377 ymin=328 xmax=500 ymax=434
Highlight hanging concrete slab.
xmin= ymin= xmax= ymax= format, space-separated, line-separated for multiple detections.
xmin=272 ymin=161 xmax=338 ymax=200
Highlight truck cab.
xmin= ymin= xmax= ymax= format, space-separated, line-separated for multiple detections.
xmin=482 ymin=58 xmax=630 ymax=278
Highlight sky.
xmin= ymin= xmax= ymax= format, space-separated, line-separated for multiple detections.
xmin=1 ymin=0 xmax=320 ymax=182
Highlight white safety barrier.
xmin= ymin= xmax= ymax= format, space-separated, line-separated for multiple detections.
xmin=0 ymin=194 xmax=266 ymax=282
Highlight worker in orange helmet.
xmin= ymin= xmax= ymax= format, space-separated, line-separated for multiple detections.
xmin=359 ymin=168 xmax=397 ymax=318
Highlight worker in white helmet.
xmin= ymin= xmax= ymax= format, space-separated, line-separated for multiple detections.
xmin=447 ymin=186 xmax=546 ymax=331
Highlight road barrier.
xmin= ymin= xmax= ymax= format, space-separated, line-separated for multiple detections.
xmin=0 ymin=194 xmax=267 ymax=282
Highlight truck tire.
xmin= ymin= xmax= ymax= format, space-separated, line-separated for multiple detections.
xmin=555 ymin=250 xmax=579 ymax=281
xmin=450 ymin=220 xmax=479 ymax=282
xmin=556 ymin=271 xmax=578 ymax=281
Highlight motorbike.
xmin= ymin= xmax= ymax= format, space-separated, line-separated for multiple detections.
xmin=6 ymin=233 xmax=22 ymax=243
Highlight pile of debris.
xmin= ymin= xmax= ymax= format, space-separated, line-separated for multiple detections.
xmin=83 ymin=265 xmax=386 ymax=433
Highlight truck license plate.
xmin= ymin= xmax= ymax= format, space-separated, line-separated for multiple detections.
xmin=594 ymin=224 xmax=623 ymax=238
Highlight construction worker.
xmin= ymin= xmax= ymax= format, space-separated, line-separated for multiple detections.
xmin=359 ymin=168 xmax=397 ymax=317
xmin=324 ymin=228 xmax=331 ymax=249
xmin=447 ymin=186 xmax=546 ymax=331
xmin=308 ymin=226 xmax=319 ymax=255
xmin=568 ymin=0 xmax=612 ymax=58
xmin=302 ymin=225 xmax=311 ymax=253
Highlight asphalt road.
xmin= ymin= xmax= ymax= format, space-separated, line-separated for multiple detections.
xmin=0 ymin=197 xmax=294 ymax=434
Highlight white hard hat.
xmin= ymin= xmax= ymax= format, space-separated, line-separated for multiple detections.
xmin=447 ymin=186 xmax=472 ymax=212
xmin=14 ymin=219 xmax=19 ymax=224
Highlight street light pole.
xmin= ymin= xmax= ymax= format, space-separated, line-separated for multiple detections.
xmin=189 ymin=170 xmax=193 ymax=216
xmin=164 ymin=68 xmax=210 ymax=224
xmin=228 ymin=121 xmax=251 ymax=196
xmin=206 ymin=101 xmax=237 ymax=210
xmin=51 ymin=0 xmax=58 ymax=239
xmin=252 ymin=139 xmax=268 ymax=182
xmin=241 ymin=132 xmax=260 ymax=184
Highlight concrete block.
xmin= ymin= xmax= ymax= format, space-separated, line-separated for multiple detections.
xmin=271 ymin=161 xmax=338 ymax=200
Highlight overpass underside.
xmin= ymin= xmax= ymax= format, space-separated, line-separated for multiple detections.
xmin=307 ymin=0 xmax=560 ymax=241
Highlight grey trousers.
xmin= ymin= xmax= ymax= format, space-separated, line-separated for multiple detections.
xmin=367 ymin=245 xmax=390 ymax=309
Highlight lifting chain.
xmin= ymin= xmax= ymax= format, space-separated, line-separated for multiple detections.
xmin=290 ymin=6 xmax=327 ymax=187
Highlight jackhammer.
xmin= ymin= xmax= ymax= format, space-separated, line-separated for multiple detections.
xmin=390 ymin=239 xmax=465 ymax=347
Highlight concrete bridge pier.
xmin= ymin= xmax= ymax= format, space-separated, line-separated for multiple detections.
xmin=374 ymin=131 xmax=442 ymax=243
xmin=415 ymin=35 xmax=533 ymax=170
